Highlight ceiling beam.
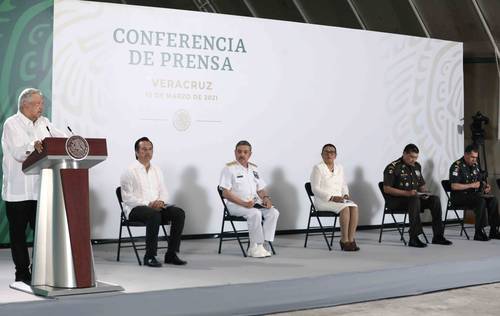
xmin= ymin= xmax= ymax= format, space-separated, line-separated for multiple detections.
xmin=192 ymin=0 xmax=218 ymax=13
xmin=346 ymin=0 xmax=366 ymax=30
xmin=242 ymin=0 xmax=259 ymax=17
xmin=292 ymin=0 xmax=311 ymax=23
xmin=471 ymin=0 xmax=500 ymax=58
xmin=407 ymin=0 xmax=430 ymax=38
xmin=471 ymin=0 xmax=500 ymax=139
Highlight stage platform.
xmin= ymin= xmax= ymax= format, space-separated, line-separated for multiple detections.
xmin=1 ymin=227 xmax=500 ymax=315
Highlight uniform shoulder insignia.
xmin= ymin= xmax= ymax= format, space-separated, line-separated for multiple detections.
xmin=226 ymin=160 xmax=237 ymax=166
xmin=248 ymin=162 xmax=258 ymax=167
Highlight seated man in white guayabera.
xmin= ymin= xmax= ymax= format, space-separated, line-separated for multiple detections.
xmin=120 ymin=137 xmax=187 ymax=267
xmin=310 ymin=144 xmax=360 ymax=252
xmin=219 ymin=140 xmax=279 ymax=258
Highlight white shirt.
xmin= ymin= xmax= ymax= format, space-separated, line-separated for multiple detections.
xmin=2 ymin=112 xmax=65 ymax=201
xmin=120 ymin=160 xmax=169 ymax=217
xmin=310 ymin=162 xmax=349 ymax=202
xmin=219 ymin=161 xmax=266 ymax=207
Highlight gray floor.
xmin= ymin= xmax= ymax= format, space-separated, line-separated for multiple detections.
xmin=274 ymin=283 xmax=500 ymax=316
xmin=1 ymin=227 xmax=499 ymax=315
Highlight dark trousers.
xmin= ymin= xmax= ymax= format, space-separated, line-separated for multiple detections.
xmin=450 ymin=192 xmax=499 ymax=231
xmin=129 ymin=205 xmax=185 ymax=258
xmin=5 ymin=200 xmax=37 ymax=281
xmin=386 ymin=195 xmax=444 ymax=239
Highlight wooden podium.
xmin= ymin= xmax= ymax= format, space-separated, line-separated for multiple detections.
xmin=17 ymin=137 xmax=123 ymax=297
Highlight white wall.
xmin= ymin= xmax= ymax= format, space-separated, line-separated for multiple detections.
xmin=52 ymin=0 xmax=464 ymax=238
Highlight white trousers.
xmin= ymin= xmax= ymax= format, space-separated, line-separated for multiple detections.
xmin=227 ymin=204 xmax=279 ymax=244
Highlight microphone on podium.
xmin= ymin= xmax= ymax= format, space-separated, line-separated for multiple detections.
xmin=46 ymin=126 xmax=53 ymax=137
xmin=67 ymin=126 xmax=75 ymax=135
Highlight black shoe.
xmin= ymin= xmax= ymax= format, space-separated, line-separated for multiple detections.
xmin=408 ymin=237 xmax=427 ymax=248
xmin=164 ymin=253 xmax=187 ymax=265
xmin=474 ymin=230 xmax=490 ymax=241
xmin=143 ymin=256 xmax=162 ymax=267
xmin=489 ymin=230 xmax=500 ymax=240
xmin=432 ymin=236 xmax=453 ymax=246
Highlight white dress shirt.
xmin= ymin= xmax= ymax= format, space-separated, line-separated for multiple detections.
xmin=1 ymin=112 xmax=65 ymax=201
xmin=219 ymin=161 xmax=266 ymax=208
xmin=120 ymin=160 xmax=169 ymax=217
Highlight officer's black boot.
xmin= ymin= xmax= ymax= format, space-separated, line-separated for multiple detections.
xmin=489 ymin=227 xmax=500 ymax=239
xmin=408 ymin=236 xmax=427 ymax=248
xmin=474 ymin=229 xmax=490 ymax=241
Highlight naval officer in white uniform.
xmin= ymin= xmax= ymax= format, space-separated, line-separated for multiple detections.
xmin=219 ymin=140 xmax=279 ymax=258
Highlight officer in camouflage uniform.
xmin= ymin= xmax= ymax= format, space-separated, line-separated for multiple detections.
xmin=449 ymin=144 xmax=500 ymax=241
xmin=383 ymin=144 xmax=452 ymax=248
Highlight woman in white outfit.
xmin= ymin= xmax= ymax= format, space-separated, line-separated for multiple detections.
xmin=310 ymin=144 xmax=359 ymax=251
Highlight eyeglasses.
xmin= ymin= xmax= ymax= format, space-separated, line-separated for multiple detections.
xmin=323 ymin=150 xmax=336 ymax=155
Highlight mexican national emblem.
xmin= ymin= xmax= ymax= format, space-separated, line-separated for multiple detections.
xmin=65 ymin=135 xmax=89 ymax=160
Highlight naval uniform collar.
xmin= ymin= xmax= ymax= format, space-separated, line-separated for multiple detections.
xmin=237 ymin=161 xmax=247 ymax=170
xmin=236 ymin=160 xmax=252 ymax=170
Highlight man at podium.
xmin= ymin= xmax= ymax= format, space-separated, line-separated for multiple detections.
xmin=120 ymin=137 xmax=187 ymax=267
xmin=1 ymin=88 xmax=65 ymax=283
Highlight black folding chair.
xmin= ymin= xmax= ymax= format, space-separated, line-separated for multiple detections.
xmin=441 ymin=180 xmax=471 ymax=240
xmin=303 ymin=182 xmax=339 ymax=251
xmin=217 ymin=186 xmax=275 ymax=257
xmin=377 ymin=182 xmax=429 ymax=245
xmin=116 ymin=187 xmax=169 ymax=265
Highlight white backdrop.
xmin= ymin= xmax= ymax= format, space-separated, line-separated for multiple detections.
xmin=52 ymin=0 xmax=464 ymax=239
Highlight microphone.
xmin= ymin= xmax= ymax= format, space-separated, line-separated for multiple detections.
xmin=46 ymin=126 xmax=53 ymax=137
xmin=67 ymin=126 xmax=75 ymax=135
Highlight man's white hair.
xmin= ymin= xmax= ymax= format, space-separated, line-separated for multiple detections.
xmin=18 ymin=88 xmax=43 ymax=110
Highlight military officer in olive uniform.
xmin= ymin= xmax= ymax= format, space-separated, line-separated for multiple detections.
xmin=383 ymin=144 xmax=452 ymax=248
xmin=219 ymin=140 xmax=279 ymax=258
xmin=449 ymin=144 xmax=500 ymax=241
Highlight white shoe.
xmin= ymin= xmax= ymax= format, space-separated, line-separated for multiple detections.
xmin=248 ymin=243 xmax=258 ymax=254
xmin=248 ymin=244 xmax=267 ymax=258
xmin=260 ymin=244 xmax=272 ymax=257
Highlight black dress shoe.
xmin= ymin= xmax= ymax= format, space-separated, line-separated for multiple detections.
xmin=489 ymin=229 xmax=500 ymax=240
xmin=432 ymin=236 xmax=453 ymax=246
xmin=144 ymin=256 xmax=162 ymax=267
xmin=164 ymin=253 xmax=187 ymax=265
xmin=408 ymin=237 xmax=427 ymax=248
xmin=474 ymin=230 xmax=490 ymax=241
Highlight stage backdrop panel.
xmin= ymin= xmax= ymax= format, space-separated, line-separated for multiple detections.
xmin=52 ymin=0 xmax=463 ymax=239
xmin=0 ymin=0 xmax=54 ymax=244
